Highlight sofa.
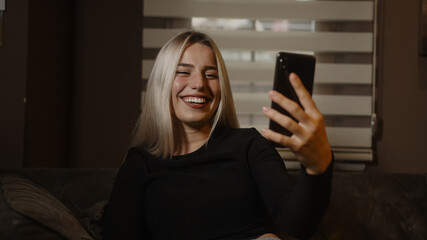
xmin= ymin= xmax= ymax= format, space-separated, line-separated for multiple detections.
xmin=0 ymin=168 xmax=426 ymax=240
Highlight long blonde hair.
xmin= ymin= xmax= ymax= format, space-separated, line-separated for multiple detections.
xmin=132 ymin=31 xmax=239 ymax=159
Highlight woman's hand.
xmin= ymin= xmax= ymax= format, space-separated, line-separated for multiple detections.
xmin=262 ymin=73 xmax=332 ymax=175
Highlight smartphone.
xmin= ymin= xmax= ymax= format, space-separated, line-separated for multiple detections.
xmin=268 ymin=52 xmax=316 ymax=145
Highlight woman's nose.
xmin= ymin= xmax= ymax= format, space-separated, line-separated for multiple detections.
xmin=189 ymin=72 xmax=205 ymax=90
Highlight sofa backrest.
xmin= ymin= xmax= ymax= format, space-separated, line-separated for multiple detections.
xmin=0 ymin=169 xmax=426 ymax=240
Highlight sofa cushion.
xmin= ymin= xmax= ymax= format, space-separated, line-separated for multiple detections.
xmin=0 ymin=186 xmax=67 ymax=240
xmin=0 ymin=175 xmax=93 ymax=240
xmin=79 ymin=199 xmax=108 ymax=239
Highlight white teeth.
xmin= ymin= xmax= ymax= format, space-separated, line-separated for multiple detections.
xmin=184 ymin=97 xmax=207 ymax=104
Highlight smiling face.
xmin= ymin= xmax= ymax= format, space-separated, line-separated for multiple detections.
xmin=171 ymin=43 xmax=221 ymax=130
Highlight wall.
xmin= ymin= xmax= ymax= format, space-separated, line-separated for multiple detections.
xmin=0 ymin=0 xmax=28 ymax=168
xmin=70 ymin=0 xmax=142 ymax=167
xmin=0 ymin=0 xmax=142 ymax=168
xmin=372 ymin=0 xmax=427 ymax=173
xmin=24 ymin=0 xmax=74 ymax=167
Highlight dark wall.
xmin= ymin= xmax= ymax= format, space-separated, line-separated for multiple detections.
xmin=0 ymin=0 xmax=142 ymax=168
xmin=0 ymin=0 xmax=28 ymax=168
xmin=71 ymin=0 xmax=142 ymax=167
xmin=24 ymin=0 xmax=74 ymax=167
xmin=372 ymin=0 xmax=427 ymax=173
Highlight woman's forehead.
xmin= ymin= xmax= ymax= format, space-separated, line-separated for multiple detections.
xmin=178 ymin=43 xmax=217 ymax=67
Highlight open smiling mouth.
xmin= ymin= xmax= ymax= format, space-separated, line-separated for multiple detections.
xmin=183 ymin=96 xmax=209 ymax=104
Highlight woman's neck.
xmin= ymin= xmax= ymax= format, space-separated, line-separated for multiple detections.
xmin=173 ymin=124 xmax=212 ymax=156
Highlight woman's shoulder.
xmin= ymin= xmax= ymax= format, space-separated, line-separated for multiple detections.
xmin=120 ymin=147 xmax=155 ymax=171
xmin=215 ymin=124 xmax=260 ymax=137
xmin=211 ymin=125 xmax=266 ymax=149
xmin=220 ymin=126 xmax=264 ymax=140
xmin=127 ymin=146 xmax=149 ymax=158
xmin=213 ymin=126 xmax=281 ymax=167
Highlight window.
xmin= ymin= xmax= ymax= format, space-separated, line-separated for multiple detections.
xmin=142 ymin=0 xmax=378 ymax=171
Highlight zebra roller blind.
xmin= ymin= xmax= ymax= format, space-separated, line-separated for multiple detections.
xmin=142 ymin=0 xmax=378 ymax=171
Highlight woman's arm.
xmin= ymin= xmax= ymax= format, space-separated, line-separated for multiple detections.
xmin=247 ymin=132 xmax=333 ymax=240
xmin=251 ymin=73 xmax=333 ymax=239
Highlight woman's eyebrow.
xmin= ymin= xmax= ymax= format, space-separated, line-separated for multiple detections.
xmin=205 ymin=66 xmax=218 ymax=70
xmin=177 ymin=63 xmax=217 ymax=70
xmin=177 ymin=63 xmax=193 ymax=68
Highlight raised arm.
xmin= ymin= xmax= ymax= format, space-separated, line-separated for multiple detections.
xmin=253 ymin=73 xmax=333 ymax=238
xmin=261 ymin=73 xmax=332 ymax=174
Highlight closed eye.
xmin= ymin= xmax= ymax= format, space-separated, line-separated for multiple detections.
xmin=176 ymin=71 xmax=190 ymax=75
xmin=205 ymin=74 xmax=219 ymax=79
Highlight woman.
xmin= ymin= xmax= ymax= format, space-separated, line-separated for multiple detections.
xmin=102 ymin=31 xmax=333 ymax=240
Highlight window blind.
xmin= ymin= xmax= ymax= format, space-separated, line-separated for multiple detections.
xmin=142 ymin=0 xmax=378 ymax=171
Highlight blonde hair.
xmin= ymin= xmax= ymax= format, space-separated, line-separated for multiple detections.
xmin=132 ymin=31 xmax=239 ymax=159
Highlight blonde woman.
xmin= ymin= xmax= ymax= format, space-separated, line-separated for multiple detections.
xmin=103 ymin=31 xmax=333 ymax=240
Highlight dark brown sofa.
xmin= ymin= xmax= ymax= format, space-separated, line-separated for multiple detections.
xmin=0 ymin=169 xmax=426 ymax=240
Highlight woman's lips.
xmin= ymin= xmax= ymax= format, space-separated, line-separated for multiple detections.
xmin=182 ymin=96 xmax=210 ymax=108
xmin=183 ymin=96 xmax=207 ymax=104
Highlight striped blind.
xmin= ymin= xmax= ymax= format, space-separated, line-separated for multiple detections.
xmin=142 ymin=0 xmax=378 ymax=171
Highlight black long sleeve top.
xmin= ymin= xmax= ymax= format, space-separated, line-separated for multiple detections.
xmin=102 ymin=125 xmax=333 ymax=240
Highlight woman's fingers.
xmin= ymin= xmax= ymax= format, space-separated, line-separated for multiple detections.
xmin=261 ymin=128 xmax=295 ymax=149
xmin=262 ymin=73 xmax=332 ymax=174
xmin=262 ymin=106 xmax=307 ymax=139
xmin=268 ymin=90 xmax=308 ymax=124
xmin=288 ymin=73 xmax=323 ymax=121
xmin=273 ymin=73 xmax=323 ymax=133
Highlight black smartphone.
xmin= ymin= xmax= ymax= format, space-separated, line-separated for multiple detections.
xmin=268 ymin=52 xmax=316 ymax=145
